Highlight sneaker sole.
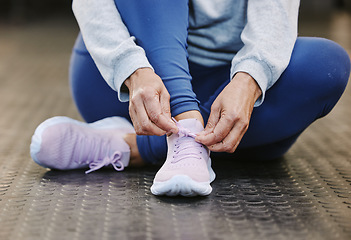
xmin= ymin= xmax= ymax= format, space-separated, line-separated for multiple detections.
xmin=30 ymin=116 xmax=134 ymax=167
xmin=151 ymin=175 xmax=212 ymax=197
xmin=151 ymin=160 xmax=216 ymax=197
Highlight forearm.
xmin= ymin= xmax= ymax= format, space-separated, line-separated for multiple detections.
xmin=72 ymin=0 xmax=152 ymax=102
xmin=231 ymin=0 xmax=300 ymax=106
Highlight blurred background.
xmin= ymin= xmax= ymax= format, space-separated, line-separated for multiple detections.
xmin=0 ymin=0 xmax=350 ymax=21
xmin=0 ymin=0 xmax=350 ymax=22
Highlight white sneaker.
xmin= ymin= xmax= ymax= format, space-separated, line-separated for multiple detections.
xmin=151 ymin=119 xmax=215 ymax=197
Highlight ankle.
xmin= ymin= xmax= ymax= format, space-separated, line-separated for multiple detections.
xmin=174 ymin=110 xmax=204 ymax=126
xmin=123 ymin=133 xmax=145 ymax=167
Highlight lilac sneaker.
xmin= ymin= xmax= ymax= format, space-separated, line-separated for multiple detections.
xmin=30 ymin=116 xmax=135 ymax=174
xmin=151 ymin=119 xmax=216 ymax=197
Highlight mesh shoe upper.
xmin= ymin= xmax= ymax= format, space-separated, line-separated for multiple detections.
xmin=30 ymin=116 xmax=134 ymax=173
xmin=153 ymin=118 xmax=213 ymax=183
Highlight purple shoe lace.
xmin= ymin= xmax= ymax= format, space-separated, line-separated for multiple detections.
xmin=172 ymin=120 xmax=205 ymax=163
xmin=74 ymin=134 xmax=125 ymax=174
xmin=85 ymin=151 xmax=124 ymax=174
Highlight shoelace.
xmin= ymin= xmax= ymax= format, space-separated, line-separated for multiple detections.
xmin=85 ymin=151 xmax=124 ymax=174
xmin=172 ymin=120 xmax=205 ymax=163
xmin=74 ymin=133 xmax=125 ymax=174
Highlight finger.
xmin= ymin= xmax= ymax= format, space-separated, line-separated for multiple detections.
xmin=143 ymin=93 xmax=177 ymax=133
xmin=131 ymin=97 xmax=166 ymax=136
xmin=160 ymin=89 xmax=171 ymax=117
xmin=204 ymin=105 xmax=220 ymax=134
xmin=159 ymin=90 xmax=178 ymax=134
xmin=208 ymin=120 xmax=248 ymax=153
xmin=198 ymin=113 xmax=234 ymax=146
xmin=135 ymin=107 xmax=167 ymax=136
xmin=196 ymin=105 xmax=220 ymax=142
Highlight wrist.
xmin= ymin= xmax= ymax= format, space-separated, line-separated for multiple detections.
xmin=124 ymin=67 xmax=153 ymax=90
xmin=232 ymin=72 xmax=262 ymax=102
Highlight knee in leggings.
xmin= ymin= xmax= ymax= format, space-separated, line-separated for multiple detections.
xmin=318 ymin=39 xmax=350 ymax=116
xmin=294 ymin=38 xmax=350 ymax=116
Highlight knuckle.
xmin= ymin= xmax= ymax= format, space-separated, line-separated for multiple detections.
xmin=134 ymin=126 xmax=144 ymax=135
xmin=206 ymin=121 xmax=215 ymax=129
xmin=224 ymin=146 xmax=234 ymax=153
xmin=138 ymin=87 xmax=147 ymax=95
xmin=154 ymin=131 xmax=165 ymax=137
xmin=222 ymin=141 xmax=235 ymax=153
xmin=135 ymin=129 xmax=143 ymax=135
xmin=143 ymin=94 xmax=155 ymax=102
xmin=164 ymin=92 xmax=170 ymax=101
xmin=163 ymin=108 xmax=171 ymax=115
xmin=215 ymin=132 xmax=226 ymax=141
xmin=228 ymin=149 xmax=235 ymax=153
xmin=130 ymin=96 xmax=138 ymax=105
xmin=223 ymin=146 xmax=232 ymax=152
xmin=210 ymin=104 xmax=219 ymax=112
xmin=139 ymin=120 xmax=151 ymax=132
xmin=141 ymin=87 xmax=156 ymax=98
xmin=149 ymin=113 xmax=160 ymax=123
xmin=243 ymin=123 xmax=249 ymax=132
xmin=238 ymin=118 xmax=249 ymax=131
xmin=142 ymin=126 xmax=152 ymax=134
xmin=227 ymin=111 xmax=239 ymax=121
xmin=134 ymin=123 xmax=145 ymax=135
xmin=134 ymin=88 xmax=150 ymax=101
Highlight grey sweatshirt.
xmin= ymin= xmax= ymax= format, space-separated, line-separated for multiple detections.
xmin=72 ymin=0 xmax=300 ymax=106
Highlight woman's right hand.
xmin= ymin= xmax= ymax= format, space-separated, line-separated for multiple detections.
xmin=124 ymin=68 xmax=178 ymax=136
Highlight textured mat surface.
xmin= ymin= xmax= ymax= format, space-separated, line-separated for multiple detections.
xmin=0 ymin=10 xmax=351 ymax=240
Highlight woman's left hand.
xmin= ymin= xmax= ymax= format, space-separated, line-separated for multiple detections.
xmin=195 ymin=72 xmax=262 ymax=153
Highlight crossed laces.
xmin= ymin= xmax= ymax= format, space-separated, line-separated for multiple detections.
xmin=171 ymin=119 xmax=204 ymax=163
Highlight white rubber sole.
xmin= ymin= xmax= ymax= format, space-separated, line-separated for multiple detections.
xmin=30 ymin=116 xmax=134 ymax=167
xmin=150 ymin=160 xmax=216 ymax=197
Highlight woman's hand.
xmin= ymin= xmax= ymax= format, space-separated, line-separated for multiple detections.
xmin=196 ymin=72 xmax=262 ymax=153
xmin=124 ymin=68 xmax=177 ymax=136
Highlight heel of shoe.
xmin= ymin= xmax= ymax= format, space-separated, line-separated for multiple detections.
xmin=30 ymin=116 xmax=73 ymax=167
xmin=208 ymin=158 xmax=216 ymax=182
xmin=30 ymin=131 xmax=42 ymax=166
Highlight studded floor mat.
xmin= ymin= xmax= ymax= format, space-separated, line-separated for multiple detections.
xmin=0 ymin=12 xmax=351 ymax=240
xmin=1 ymin=156 xmax=351 ymax=240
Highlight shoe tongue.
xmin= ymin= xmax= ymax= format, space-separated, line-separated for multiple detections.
xmin=177 ymin=119 xmax=204 ymax=134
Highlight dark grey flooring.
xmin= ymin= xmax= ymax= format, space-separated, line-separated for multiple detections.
xmin=0 ymin=9 xmax=350 ymax=240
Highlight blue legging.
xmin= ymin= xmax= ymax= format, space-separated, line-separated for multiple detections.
xmin=69 ymin=0 xmax=350 ymax=164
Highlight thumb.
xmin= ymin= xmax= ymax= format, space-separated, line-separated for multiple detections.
xmin=160 ymin=89 xmax=177 ymax=134
xmin=197 ymin=106 xmax=220 ymax=139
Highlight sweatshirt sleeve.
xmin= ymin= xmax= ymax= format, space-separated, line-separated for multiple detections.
xmin=230 ymin=0 xmax=300 ymax=106
xmin=72 ymin=0 xmax=153 ymax=102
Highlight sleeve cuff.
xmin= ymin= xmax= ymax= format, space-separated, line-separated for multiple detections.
xmin=230 ymin=58 xmax=272 ymax=107
xmin=112 ymin=38 xmax=153 ymax=102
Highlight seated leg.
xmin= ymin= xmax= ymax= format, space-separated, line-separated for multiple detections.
xmin=195 ymin=37 xmax=350 ymax=160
